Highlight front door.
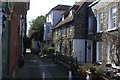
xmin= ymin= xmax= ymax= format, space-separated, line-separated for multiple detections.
xmin=87 ymin=41 xmax=92 ymax=63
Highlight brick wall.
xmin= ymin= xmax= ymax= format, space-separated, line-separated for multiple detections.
xmin=9 ymin=14 xmax=20 ymax=77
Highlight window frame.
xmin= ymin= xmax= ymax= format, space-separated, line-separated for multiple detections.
xmin=97 ymin=12 xmax=104 ymax=33
xmin=88 ymin=16 xmax=94 ymax=34
xmin=96 ymin=42 xmax=102 ymax=63
xmin=108 ymin=5 xmax=117 ymax=31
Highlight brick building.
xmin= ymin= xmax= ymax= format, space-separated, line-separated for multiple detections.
xmin=88 ymin=0 xmax=120 ymax=66
xmin=53 ymin=0 xmax=120 ymax=66
xmin=53 ymin=2 xmax=88 ymax=64
xmin=0 ymin=1 xmax=30 ymax=79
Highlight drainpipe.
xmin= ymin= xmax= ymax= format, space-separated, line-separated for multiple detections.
xmin=7 ymin=16 xmax=10 ymax=77
xmin=0 ymin=8 xmax=2 ymax=80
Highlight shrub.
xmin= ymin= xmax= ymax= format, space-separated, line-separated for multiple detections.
xmin=90 ymin=66 xmax=96 ymax=74
xmin=95 ymin=65 xmax=106 ymax=75
xmin=41 ymin=48 xmax=48 ymax=55
xmin=48 ymin=47 xmax=54 ymax=54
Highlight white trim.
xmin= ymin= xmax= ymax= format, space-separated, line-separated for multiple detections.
xmin=96 ymin=42 xmax=102 ymax=63
xmin=108 ymin=5 xmax=117 ymax=31
xmin=107 ymin=27 xmax=117 ymax=31
xmin=97 ymin=12 xmax=103 ymax=33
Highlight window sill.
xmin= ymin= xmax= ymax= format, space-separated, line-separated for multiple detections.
xmin=88 ymin=32 xmax=93 ymax=34
xmin=107 ymin=27 xmax=117 ymax=32
xmin=97 ymin=31 xmax=103 ymax=33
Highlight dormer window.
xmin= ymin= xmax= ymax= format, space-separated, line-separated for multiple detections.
xmin=69 ymin=10 xmax=75 ymax=16
xmin=62 ymin=15 xmax=64 ymax=21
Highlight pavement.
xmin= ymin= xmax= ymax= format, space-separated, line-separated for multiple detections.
xmin=14 ymin=54 xmax=69 ymax=79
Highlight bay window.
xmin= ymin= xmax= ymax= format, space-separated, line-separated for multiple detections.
xmin=96 ymin=42 xmax=102 ymax=62
xmin=108 ymin=6 xmax=117 ymax=30
xmin=97 ymin=12 xmax=103 ymax=32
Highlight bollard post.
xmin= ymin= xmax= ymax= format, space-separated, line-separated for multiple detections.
xmin=86 ymin=74 xmax=90 ymax=80
xmin=69 ymin=70 xmax=72 ymax=80
xmin=42 ymin=72 xmax=45 ymax=80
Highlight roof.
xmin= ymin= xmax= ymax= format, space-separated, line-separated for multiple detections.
xmin=52 ymin=2 xmax=85 ymax=30
xmin=52 ymin=15 xmax=74 ymax=29
xmin=46 ymin=5 xmax=71 ymax=16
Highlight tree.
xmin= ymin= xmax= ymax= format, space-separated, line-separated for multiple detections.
xmin=28 ymin=15 xmax=46 ymax=49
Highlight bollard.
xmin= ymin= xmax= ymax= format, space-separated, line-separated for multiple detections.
xmin=42 ymin=72 xmax=45 ymax=80
xmin=69 ymin=71 xmax=72 ymax=80
xmin=86 ymin=74 xmax=91 ymax=80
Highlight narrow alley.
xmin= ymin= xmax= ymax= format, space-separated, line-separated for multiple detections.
xmin=1 ymin=0 xmax=120 ymax=80
xmin=14 ymin=53 xmax=69 ymax=79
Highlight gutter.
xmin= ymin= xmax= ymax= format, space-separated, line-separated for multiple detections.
xmin=88 ymin=0 xmax=100 ymax=8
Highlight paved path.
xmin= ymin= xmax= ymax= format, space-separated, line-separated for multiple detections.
xmin=14 ymin=54 xmax=69 ymax=79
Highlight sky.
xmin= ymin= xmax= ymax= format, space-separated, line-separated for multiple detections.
xmin=27 ymin=0 xmax=80 ymax=35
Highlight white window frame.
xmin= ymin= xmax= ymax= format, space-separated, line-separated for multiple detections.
xmin=97 ymin=12 xmax=103 ymax=33
xmin=70 ymin=25 xmax=72 ymax=37
xmin=108 ymin=5 xmax=117 ymax=31
xmin=69 ymin=10 xmax=73 ymax=16
xmin=87 ymin=41 xmax=93 ymax=63
xmin=88 ymin=16 xmax=93 ymax=34
xmin=96 ymin=42 xmax=102 ymax=63
xmin=69 ymin=10 xmax=75 ymax=17
xmin=107 ymin=42 xmax=117 ymax=64
xmin=62 ymin=15 xmax=64 ymax=21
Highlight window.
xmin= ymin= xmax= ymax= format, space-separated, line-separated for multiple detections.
xmin=69 ymin=10 xmax=75 ymax=16
xmin=67 ymin=28 xmax=69 ymax=38
xmin=88 ymin=16 xmax=93 ymax=34
xmin=46 ymin=25 xmax=50 ymax=33
xmin=62 ymin=15 xmax=64 ymax=21
xmin=55 ymin=29 xmax=58 ymax=39
xmin=97 ymin=42 xmax=102 ymax=62
xmin=62 ymin=27 xmax=65 ymax=37
xmin=108 ymin=6 xmax=117 ymax=30
xmin=108 ymin=42 xmax=116 ymax=64
xmin=97 ymin=12 xmax=103 ymax=32
xmin=70 ymin=25 xmax=72 ymax=37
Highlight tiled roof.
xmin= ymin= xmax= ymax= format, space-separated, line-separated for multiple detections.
xmin=52 ymin=15 xmax=74 ymax=30
xmin=52 ymin=1 xmax=85 ymax=30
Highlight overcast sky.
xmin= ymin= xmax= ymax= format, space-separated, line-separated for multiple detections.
xmin=27 ymin=0 xmax=80 ymax=35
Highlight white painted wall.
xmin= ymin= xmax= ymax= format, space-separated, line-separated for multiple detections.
xmin=73 ymin=39 xmax=85 ymax=64
xmin=53 ymin=10 xmax=64 ymax=27
xmin=46 ymin=12 xmax=53 ymax=26
xmin=44 ymin=10 xmax=65 ymax=41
